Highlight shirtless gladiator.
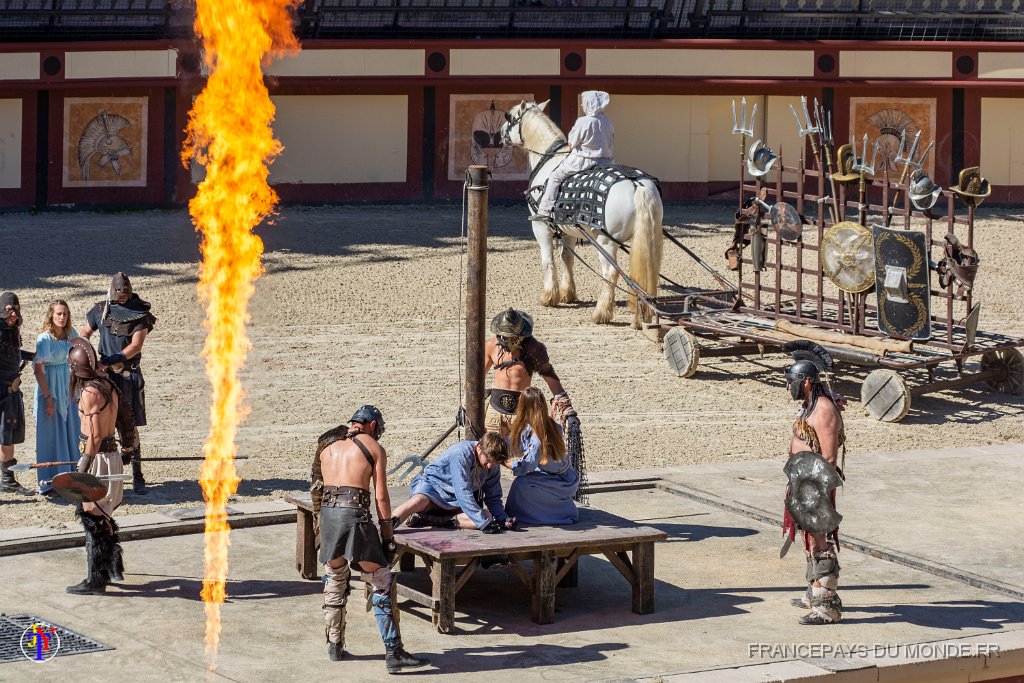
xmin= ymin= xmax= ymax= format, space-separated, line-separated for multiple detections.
xmin=311 ymin=405 xmax=427 ymax=673
xmin=65 ymin=337 xmax=139 ymax=595
xmin=484 ymin=308 xmax=570 ymax=436
xmin=782 ymin=341 xmax=846 ymax=626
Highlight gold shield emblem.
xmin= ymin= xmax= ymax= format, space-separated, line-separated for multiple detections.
xmin=821 ymin=221 xmax=876 ymax=293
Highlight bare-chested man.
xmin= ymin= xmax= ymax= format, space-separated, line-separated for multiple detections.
xmin=781 ymin=341 xmax=846 ymax=625
xmin=484 ymin=308 xmax=570 ymax=436
xmin=65 ymin=337 xmax=139 ymax=595
xmin=311 ymin=404 xmax=427 ymax=672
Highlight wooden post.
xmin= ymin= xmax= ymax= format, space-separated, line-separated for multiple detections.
xmin=465 ymin=165 xmax=490 ymax=440
xmin=532 ymin=550 xmax=557 ymax=624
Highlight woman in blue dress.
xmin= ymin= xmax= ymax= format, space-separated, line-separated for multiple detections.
xmin=504 ymin=387 xmax=579 ymax=525
xmin=32 ymin=300 xmax=80 ymax=495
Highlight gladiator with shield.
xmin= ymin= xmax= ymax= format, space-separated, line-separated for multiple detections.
xmin=781 ymin=341 xmax=847 ymax=625
xmin=64 ymin=337 xmax=139 ymax=595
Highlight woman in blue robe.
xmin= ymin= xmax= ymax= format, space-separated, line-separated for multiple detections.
xmin=33 ymin=300 xmax=80 ymax=495
xmin=505 ymin=387 xmax=579 ymax=525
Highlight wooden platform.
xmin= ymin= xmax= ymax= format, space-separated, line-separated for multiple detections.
xmin=284 ymin=492 xmax=667 ymax=633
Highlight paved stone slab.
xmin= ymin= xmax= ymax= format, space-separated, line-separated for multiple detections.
xmin=661 ymin=444 xmax=1024 ymax=594
xmin=1 ymin=488 xmax=1021 ymax=682
xmin=116 ymin=513 xmax=183 ymax=528
xmin=0 ymin=526 xmax=50 ymax=542
xmin=227 ymin=501 xmax=294 ymax=515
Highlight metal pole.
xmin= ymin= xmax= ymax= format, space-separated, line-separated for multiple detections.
xmin=464 ymin=165 xmax=490 ymax=440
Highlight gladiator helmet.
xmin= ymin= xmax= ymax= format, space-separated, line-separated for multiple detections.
xmin=908 ymin=169 xmax=942 ymax=211
xmin=1 ymin=291 xmax=22 ymax=326
xmin=783 ymin=340 xmax=833 ymax=401
xmin=349 ymin=404 xmax=385 ymax=439
xmin=68 ymin=337 xmax=100 ymax=379
xmin=746 ymin=140 xmax=778 ymax=178
xmin=111 ymin=272 xmax=133 ymax=302
xmin=491 ymin=308 xmax=533 ymax=353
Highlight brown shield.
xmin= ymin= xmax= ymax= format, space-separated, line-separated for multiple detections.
xmin=770 ymin=202 xmax=802 ymax=241
xmin=52 ymin=471 xmax=107 ymax=503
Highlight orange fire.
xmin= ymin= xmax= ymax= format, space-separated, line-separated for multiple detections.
xmin=182 ymin=0 xmax=297 ymax=669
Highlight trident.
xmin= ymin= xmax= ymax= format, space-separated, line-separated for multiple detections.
xmin=733 ymin=96 xmax=757 ymax=193
xmin=887 ymin=130 xmax=935 ymax=223
xmin=790 ymin=96 xmax=837 ymax=224
xmin=813 ymin=98 xmax=841 ymax=224
xmin=851 ymin=133 xmax=879 ymax=226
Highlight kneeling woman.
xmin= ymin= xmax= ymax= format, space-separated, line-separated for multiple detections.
xmin=505 ymin=387 xmax=579 ymax=525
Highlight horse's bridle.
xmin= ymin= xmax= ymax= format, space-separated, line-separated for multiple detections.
xmin=501 ymin=105 xmax=569 ymax=157
xmin=501 ymin=105 xmax=530 ymax=148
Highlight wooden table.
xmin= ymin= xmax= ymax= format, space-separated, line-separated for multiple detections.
xmin=283 ymin=492 xmax=667 ymax=633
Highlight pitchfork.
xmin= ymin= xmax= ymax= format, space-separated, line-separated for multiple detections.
xmin=851 ymin=133 xmax=879 ymax=226
xmin=790 ymin=96 xmax=837 ymax=225
xmin=887 ymin=130 xmax=935 ymax=225
xmin=813 ymin=98 xmax=841 ymax=224
xmin=732 ymin=97 xmax=758 ymax=227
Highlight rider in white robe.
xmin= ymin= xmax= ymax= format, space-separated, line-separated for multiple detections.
xmin=530 ymin=90 xmax=614 ymax=221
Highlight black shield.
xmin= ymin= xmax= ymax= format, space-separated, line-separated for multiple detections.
xmin=873 ymin=226 xmax=931 ymax=341
xmin=783 ymin=451 xmax=843 ymax=535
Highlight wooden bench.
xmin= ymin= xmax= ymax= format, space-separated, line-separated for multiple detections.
xmin=284 ymin=492 xmax=667 ymax=632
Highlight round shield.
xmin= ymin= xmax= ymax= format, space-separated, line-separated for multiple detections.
xmin=770 ymin=202 xmax=802 ymax=241
xmin=821 ymin=221 xmax=876 ymax=293
xmin=783 ymin=451 xmax=843 ymax=535
xmin=51 ymin=471 xmax=107 ymax=504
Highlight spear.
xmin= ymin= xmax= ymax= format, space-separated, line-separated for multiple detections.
xmin=790 ymin=96 xmax=836 ymax=225
xmin=813 ymin=99 xmax=841 ymax=224
xmin=887 ymin=130 xmax=934 ymax=225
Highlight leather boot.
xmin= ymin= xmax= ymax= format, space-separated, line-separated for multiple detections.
xmin=385 ymin=645 xmax=428 ymax=674
xmin=327 ymin=642 xmax=344 ymax=662
xmin=67 ymin=511 xmax=110 ymax=595
xmin=1 ymin=458 xmax=23 ymax=492
xmin=108 ymin=518 xmax=124 ymax=582
xmin=131 ymin=456 xmax=147 ymax=495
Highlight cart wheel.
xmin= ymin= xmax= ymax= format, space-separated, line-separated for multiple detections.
xmin=981 ymin=348 xmax=1024 ymax=394
xmin=664 ymin=327 xmax=700 ymax=378
xmin=861 ymin=369 xmax=911 ymax=422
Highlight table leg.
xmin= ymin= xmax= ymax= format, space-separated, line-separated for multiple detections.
xmin=430 ymin=559 xmax=456 ymax=633
xmin=400 ymin=551 xmax=415 ymax=573
xmin=632 ymin=542 xmax=655 ymax=614
xmin=296 ymin=509 xmax=317 ymax=580
xmin=532 ymin=550 xmax=557 ymax=624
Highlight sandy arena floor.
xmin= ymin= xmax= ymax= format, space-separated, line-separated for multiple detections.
xmin=1 ymin=203 xmax=1022 ymax=528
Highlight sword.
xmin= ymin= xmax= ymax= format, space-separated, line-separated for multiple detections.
xmin=780 ymin=534 xmax=794 ymax=559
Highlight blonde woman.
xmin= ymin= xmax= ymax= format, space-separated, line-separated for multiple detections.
xmin=504 ymin=386 xmax=579 ymax=525
xmin=33 ymin=300 xmax=80 ymax=495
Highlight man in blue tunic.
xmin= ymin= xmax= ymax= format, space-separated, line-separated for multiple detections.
xmin=393 ymin=432 xmax=515 ymax=532
xmin=82 ymin=273 xmax=155 ymax=495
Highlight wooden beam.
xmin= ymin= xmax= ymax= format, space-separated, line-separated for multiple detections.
xmin=554 ymin=549 xmax=582 ymax=585
xmin=603 ymin=549 xmax=636 ymax=585
xmin=453 ymin=558 xmax=480 ymax=596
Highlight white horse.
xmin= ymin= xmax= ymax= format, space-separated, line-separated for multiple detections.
xmin=501 ymin=100 xmax=664 ymax=328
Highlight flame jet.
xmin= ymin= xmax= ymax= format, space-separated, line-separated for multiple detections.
xmin=182 ymin=0 xmax=298 ymax=669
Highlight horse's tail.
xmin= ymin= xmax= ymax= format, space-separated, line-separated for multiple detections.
xmin=629 ymin=183 xmax=664 ymax=304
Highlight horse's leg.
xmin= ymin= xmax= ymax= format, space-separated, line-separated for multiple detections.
xmin=558 ymin=241 xmax=577 ymax=304
xmin=532 ymin=220 xmax=560 ymax=307
xmin=592 ymin=237 xmax=619 ymax=324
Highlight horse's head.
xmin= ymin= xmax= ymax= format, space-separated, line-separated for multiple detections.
xmin=501 ymin=100 xmax=549 ymax=149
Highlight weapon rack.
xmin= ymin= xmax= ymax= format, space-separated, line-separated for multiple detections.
xmin=647 ymin=147 xmax=1024 ymax=422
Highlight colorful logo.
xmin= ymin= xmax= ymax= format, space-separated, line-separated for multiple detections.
xmin=20 ymin=622 xmax=61 ymax=662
